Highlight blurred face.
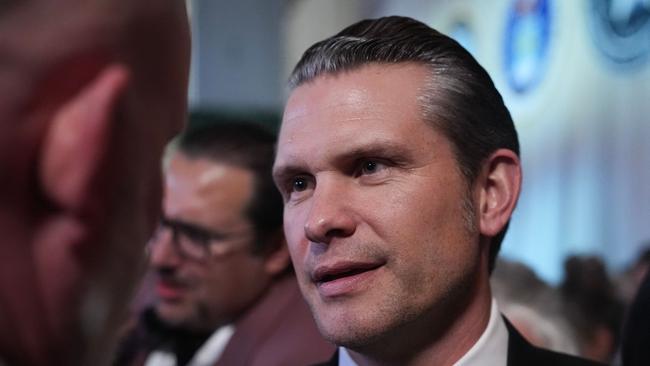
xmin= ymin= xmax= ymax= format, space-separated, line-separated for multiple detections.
xmin=121 ymin=0 xmax=192 ymax=232
xmin=150 ymin=153 xmax=273 ymax=331
xmin=0 ymin=1 xmax=190 ymax=364
xmin=75 ymin=0 xmax=191 ymax=358
xmin=273 ymin=64 xmax=483 ymax=350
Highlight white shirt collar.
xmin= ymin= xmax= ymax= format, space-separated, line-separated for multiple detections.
xmin=144 ymin=325 xmax=235 ymax=366
xmin=339 ymin=346 xmax=357 ymax=366
xmin=454 ymin=299 xmax=508 ymax=366
xmin=339 ymin=299 xmax=508 ymax=366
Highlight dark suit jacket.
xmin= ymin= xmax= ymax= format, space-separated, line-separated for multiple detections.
xmin=115 ymin=274 xmax=334 ymax=366
xmin=621 ymin=271 xmax=650 ymax=366
xmin=313 ymin=317 xmax=604 ymax=366
xmin=503 ymin=318 xmax=604 ymax=366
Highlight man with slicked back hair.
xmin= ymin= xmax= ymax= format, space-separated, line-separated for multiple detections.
xmin=273 ymin=16 xmax=603 ymax=366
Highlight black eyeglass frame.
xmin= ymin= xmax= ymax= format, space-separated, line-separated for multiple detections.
xmin=148 ymin=217 xmax=253 ymax=261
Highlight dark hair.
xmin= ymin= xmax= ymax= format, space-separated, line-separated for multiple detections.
xmin=289 ymin=16 xmax=519 ymax=271
xmin=174 ymin=115 xmax=283 ymax=254
xmin=560 ymin=255 xmax=624 ymax=359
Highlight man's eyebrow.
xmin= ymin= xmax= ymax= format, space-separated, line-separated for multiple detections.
xmin=272 ymin=163 xmax=306 ymax=185
xmin=335 ymin=140 xmax=412 ymax=163
xmin=272 ymin=139 xmax=413 ymax=181
xmin=161 ymin=217 xmax=223 ymax=238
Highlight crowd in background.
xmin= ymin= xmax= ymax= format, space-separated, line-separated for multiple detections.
xmin=492 ymin=245 xmax=650 ymax=365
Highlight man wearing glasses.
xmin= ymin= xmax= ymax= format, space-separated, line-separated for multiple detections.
xmin=115 ymin=119 xmax=333 ymax=366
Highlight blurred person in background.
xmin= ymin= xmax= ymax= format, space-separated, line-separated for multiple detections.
xmin=491 ymin=259 xmax=579 ymax=355
xmin=615 ymin=244 xmax=650 ymax=305
xmin=0 ymin=1 xmax=189 ymax=365
xmin=620 ymin=269 xmax=650 ymax=366
xmin=560 ymin=255 xmax=625 ymax=364
xmin=114 ymin=120 xmax=333 ymax=366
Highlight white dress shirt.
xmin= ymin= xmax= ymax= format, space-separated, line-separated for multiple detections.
xmin=144 ymin=325 xmax=235 ymax=366
xmin=340 ymin=299 xmax=508 ymax=366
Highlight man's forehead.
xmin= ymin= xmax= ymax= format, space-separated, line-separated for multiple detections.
xmin=278 ymin=64 xmax=429 ymax=143
xmin=274 ymin=67 xmax=446 ymax=180
xmin=168 ymin=153 xmax=253 ymax=188
xmin=284 ymin=63 xmax=428 ymax=113
xmin=282 ymin=81 xmax=376 ymax=125
xmin=165 ymin=154 xmax=255 ymax=221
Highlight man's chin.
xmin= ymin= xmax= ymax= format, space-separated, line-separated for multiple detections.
xmin=318 ymin=323 xmax=383 ymax=352
xmin=155 ymin=302 xmax=194 ymax=327
xmin=312 ymin=303 xmax=383 ymax=350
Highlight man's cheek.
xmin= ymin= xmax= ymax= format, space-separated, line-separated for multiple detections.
xmin=287 ymin=243 xmax=305 ymax=272
xmin=284 ymin=221 xmax=304 ymax=254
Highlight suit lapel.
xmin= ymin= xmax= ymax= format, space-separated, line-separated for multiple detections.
xmin=215 ymin=275 xmax=297 ymax=366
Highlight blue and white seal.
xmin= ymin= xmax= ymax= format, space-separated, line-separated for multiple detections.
xmin=587 ymin=0 xmax=650 ymax=70
xmin=504 ymin=0 xmax=552 ymax=94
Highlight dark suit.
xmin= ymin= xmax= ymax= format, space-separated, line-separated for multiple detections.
xmin=503 ymin=318 xmax=604 ymax=366
xmin=115 ymin=274 xmax=334 ymax=366
xmin=621 ymin=271 xmax=650 ymax=366
xmin=313 ymin=317 xmax=604 ymax=366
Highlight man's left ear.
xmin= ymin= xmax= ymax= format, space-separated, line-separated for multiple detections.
xmin=262 ymin=230 xmax=291 ymax=277
xmin=477 ymin=149 xmax=522 ymax=237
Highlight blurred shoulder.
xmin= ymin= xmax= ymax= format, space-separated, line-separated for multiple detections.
xmin=506 ymin=317 xmax=605 ymax=366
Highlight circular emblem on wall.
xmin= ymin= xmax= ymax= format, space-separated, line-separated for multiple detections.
xmin=587 ymin=0 xmax=650 ymax=69
xmin=504 ymin=0 xmax=552 ymax=94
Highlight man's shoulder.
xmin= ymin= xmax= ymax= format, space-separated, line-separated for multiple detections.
xmin=509 ymin=344 xmax=605 ymax=366
xmin=219 ymin=275 xmax=335 ymax=365
xmin=505 ymin=318 xmax=604 ymax=366
xmin=307 ymin=347 xmax=603 ymax=366
xmin=512 ymin=343 xmax=604 ymax=366
xmin=309 ymin=319 xmax=606 ymax=366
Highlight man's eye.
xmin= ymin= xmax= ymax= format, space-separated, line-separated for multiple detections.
xmin=180 ymin=229 xmax=210 ymax=244
xmin=362 ymin=161 xmax=378 ymax=174
xmin=359 ymin=160 xmax=386 ymax=175
xmin=292 ymin=177 xmax=309 ymax=192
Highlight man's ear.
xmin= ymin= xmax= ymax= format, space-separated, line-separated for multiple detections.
xmin=39 ymin=64 xmax=130 ymax=215
xmin=477 ymin=149 xmax=522 ymax=238
xmin=262 ymin=230 xmax=291 ymax=277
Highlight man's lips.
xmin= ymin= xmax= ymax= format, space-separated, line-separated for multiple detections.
xmin=311 ymin=261 xmax=384 ymax=297
xmin=156 ymin=279 xmax=189 ymax=301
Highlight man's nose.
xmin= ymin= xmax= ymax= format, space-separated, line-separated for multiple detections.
xmin=303 ymin=178 xmax=356 ymax=244
xmin=148 ymin=228 xmax=183 ymax=267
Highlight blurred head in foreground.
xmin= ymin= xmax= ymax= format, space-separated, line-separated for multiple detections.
xmin=0 ymin=1 xmax=190 ymax=365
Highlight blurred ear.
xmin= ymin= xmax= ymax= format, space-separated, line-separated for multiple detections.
xmin=262 ymin=230 xmax=291 ymax=276
xmin=477 ymin=149 xmax=522 ymax=238
xmin=39 ymin=64 xmax=130 ymax=216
